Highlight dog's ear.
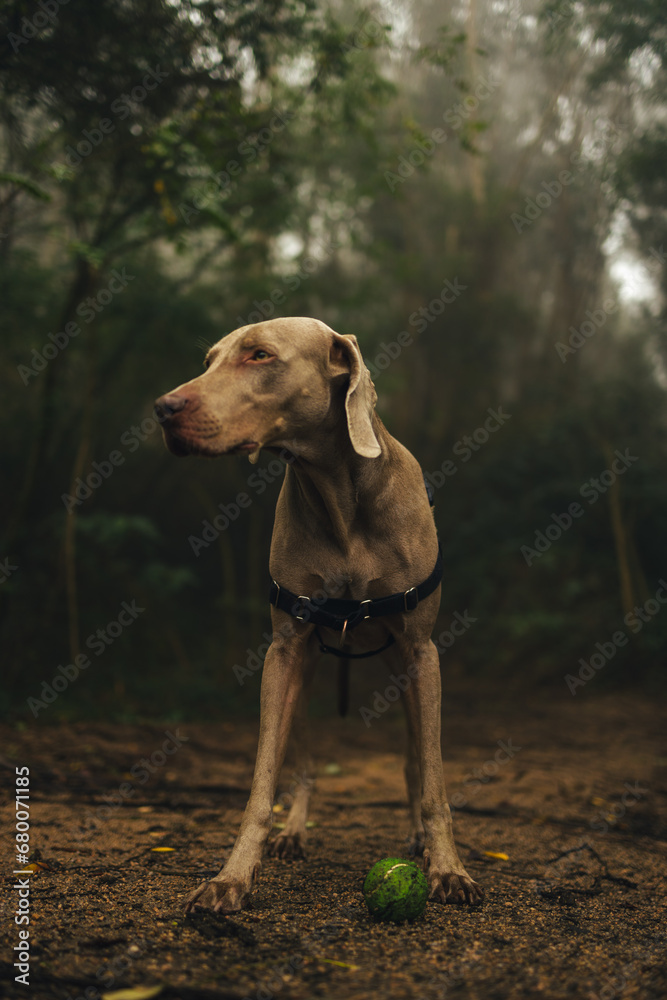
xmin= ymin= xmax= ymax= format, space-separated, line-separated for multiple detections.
xmin=329 ymin=332 xmax=381 ymax=458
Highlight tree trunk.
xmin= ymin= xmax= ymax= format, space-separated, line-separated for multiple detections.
xmin=603 ymin=443 xmax=635 ymax=617
xmin=7 ymin=257 xmax=98 ymax=551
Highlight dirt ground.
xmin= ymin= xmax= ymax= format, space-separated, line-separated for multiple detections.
xmin=1 ymin=686 xmax=666 ymax=1000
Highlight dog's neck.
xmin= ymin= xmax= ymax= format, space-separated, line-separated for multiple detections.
xmin=278 ymin=414 xmax=388 ymax=552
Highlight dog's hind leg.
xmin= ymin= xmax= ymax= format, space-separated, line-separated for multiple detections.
xmin=267 ymin=649 xmax=317 ymax=859
xmin=400 ymin=676 xmax=426 ymax=857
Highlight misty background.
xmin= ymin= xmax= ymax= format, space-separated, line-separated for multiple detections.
xmin=1 ymin=0 xmax=665 ymax=721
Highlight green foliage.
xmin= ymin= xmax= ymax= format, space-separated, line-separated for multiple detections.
xmin=0 ymin=171 xmax=50 ymax=200
xmin=417 ymin=26 xmax=468 ymax=71
xmin=1 ymin=0 xmax=666 ymax=721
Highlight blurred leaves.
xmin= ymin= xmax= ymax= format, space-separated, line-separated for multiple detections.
xmin=0 ymin=171 xmax=50 ymax=201
xmin=1 ymin=0 xmax=666 ymax=720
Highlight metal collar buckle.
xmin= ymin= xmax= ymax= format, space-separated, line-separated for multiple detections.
xmin=293 ymin=595 xmax=311 ymax=621
xmin=403 ymin=586 xmax=418 ymax=612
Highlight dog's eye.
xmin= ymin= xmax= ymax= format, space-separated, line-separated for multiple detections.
xmin=252 ymin=349 xmax=271 ymax=361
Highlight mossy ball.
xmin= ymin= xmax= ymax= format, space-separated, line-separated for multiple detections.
xmin=362 ymin=858 xmax=429 ymax=922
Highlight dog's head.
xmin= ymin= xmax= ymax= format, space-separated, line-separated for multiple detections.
xmin=154 ymin=317 xmax=381 ymax=461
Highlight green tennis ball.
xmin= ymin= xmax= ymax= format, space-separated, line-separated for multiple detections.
xmin=362 ymin=858 xmax=429 ymax=922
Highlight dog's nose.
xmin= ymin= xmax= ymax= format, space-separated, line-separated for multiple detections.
xmin=154 ymin=393 xmax=188 ymax=421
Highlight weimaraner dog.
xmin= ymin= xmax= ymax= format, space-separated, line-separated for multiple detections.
xmin=154 ymin=316 xmax=484 ymax=912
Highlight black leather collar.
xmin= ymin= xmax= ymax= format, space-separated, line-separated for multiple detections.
xmin=268 ymin=474 xmax=441 ymax=658
xmin=269 ymin=542 xmax=443 ymax=640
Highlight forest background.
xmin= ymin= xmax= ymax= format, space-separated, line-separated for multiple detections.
xmin=1 ymin=0 xmax=665 ymax=721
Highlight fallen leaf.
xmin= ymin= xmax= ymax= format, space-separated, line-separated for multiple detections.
xmin=102 ymin=987 xmax=163 ymax=1000
xmin=482 ymin=851 xmax=509 ymax=861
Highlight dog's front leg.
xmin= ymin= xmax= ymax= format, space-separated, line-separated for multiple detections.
xmin=185 ymin=635 xmax=305 ymax=913
xmin=402 ymin=639 xmax=485 ymax=905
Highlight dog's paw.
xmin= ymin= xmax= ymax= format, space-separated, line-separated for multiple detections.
xmin=267 ymin=831 xmax=306 ymax=859
xmin=427 ymin=871 xmax=485 ymax=905
xmin=184 ymin=878 xmax=250 ymax=914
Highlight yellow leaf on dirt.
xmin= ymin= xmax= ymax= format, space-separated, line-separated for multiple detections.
xmin=102 ymin=987 xmax=163 ymax=1000
xmin=482 ymin=851 xmax=509 ymax=861
xmin=320 ymin=958 xmax=360 ymax=971
xmin=150 ymin=847 xmax=175 ymax=853
xmin=20 ymin=862 xmax=49 ymax=874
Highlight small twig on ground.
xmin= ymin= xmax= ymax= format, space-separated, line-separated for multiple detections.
xmin=545 ymin=841 xmax=637 ymax=888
